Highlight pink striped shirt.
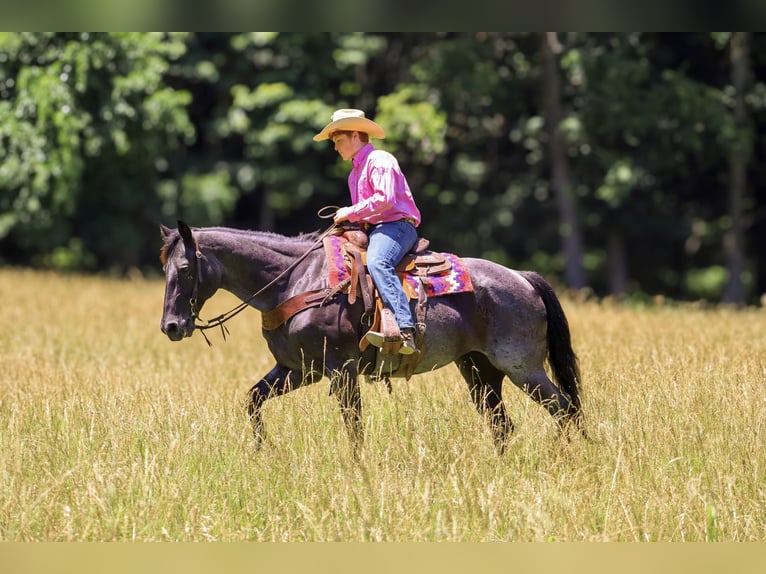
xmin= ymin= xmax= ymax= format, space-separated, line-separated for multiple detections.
xmin=343 ymin=143 xmax=421 ymax=226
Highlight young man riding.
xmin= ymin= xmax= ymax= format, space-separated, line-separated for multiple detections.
xmin=314 ymin=108 xmax=422 ymax=355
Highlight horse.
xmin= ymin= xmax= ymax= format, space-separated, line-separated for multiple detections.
xmin=159 ymin=220 xmax=584 ymax=454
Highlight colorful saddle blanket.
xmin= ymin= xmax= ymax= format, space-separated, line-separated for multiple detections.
xmin=323 ymin=234 xmax=474 ymax=298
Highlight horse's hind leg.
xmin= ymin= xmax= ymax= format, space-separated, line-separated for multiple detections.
xmin=514 ymin=368 xmax=579 ymax=435
xmin=456 ymin=352 xmax=512 ymax=453
xmin=248 ymin=364 xmax=316 ymax=449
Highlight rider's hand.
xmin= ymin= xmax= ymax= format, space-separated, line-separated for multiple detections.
xmin=333 ymin=207 xmax=352 ymax=224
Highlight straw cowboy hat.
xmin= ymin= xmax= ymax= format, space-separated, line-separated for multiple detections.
xmin=313 ymin=108 xmax=386 ymax=141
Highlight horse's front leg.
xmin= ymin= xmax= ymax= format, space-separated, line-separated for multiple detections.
xmin=328 ymin=358 xmax=363 ymax=455
xmin=248 ymin=364 xmax=315 ymax=449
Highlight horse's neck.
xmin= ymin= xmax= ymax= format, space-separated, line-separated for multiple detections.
xmin=199 ymin=228 xmax=313 ymax=308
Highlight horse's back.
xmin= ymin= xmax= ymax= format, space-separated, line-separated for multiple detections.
xmin=407 ymin=258 xmax=548 ymax=372
xmin=462 ymin=258 xmax=547 ymax=318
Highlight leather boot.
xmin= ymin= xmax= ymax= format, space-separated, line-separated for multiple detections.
xmin=399 ymin=328 xmax=418 ymax=355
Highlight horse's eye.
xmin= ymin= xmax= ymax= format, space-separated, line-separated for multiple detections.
xmin=178 ymin=265 xmax=191 ymax=277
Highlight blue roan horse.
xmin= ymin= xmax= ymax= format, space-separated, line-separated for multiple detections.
xmin=160 ymin=221 xmax=584 ymax=453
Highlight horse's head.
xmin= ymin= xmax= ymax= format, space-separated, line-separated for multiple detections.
xmin=159 ymin=221 xmax=219 ymax=341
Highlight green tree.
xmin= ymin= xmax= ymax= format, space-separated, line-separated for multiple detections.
xmin=1 ymin=32 xmax=765 ymax=304
xmin=561 ymin=33 xmax=736 ymax=298
xmin=0 ymin=32 xmax=193 ymax=271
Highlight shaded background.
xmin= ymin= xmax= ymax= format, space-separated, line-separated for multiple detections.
xmin=1 ymin=32 xmax=765 ymax=304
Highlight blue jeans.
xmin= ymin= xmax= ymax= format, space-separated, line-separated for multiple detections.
xmin=366 ymin=220 xmax=418 ymax=330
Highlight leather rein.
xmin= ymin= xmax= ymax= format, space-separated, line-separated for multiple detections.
xmin=187 ymin=209 xmax=340 ymax=345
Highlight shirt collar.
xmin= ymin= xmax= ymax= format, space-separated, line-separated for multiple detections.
xmin=351 ymin=143 xmax=374 ymax=170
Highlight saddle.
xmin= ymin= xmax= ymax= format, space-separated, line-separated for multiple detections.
xmin=328 ymin=225 xmax=443 ymax=377
xmin=337 ymin=224 xmax=450 ymax=305
xmin=261 ymin=224 xmax=461 ymax=377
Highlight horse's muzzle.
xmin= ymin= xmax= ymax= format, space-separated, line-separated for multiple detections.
xmin=161 ymin=319 xmax=194 ymax=341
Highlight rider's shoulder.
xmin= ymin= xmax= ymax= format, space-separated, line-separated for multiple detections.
xmin=367 ymin=148 xmax=398 ymax=167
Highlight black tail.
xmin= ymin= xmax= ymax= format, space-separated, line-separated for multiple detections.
xmin=519 ymin=271 xmax=583 ymax=416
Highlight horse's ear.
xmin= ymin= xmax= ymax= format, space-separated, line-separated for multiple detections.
xmin=178 ymin=220 xmax=194 ymax=246
xmin=159 ymin=224 xmax=173 ymax=239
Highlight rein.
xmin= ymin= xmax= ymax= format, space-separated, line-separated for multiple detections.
xmin=189 ymin=208 xmax=340 ymax=345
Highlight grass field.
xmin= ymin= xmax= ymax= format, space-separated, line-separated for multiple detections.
xmin=0 ymin=268 xmax=764 ymax=541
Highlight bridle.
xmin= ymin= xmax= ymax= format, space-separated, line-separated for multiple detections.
xmin=186 ymin=237 xmax=206 ymax=326
xmin=180 ymin=208 xmax=341 ymax=345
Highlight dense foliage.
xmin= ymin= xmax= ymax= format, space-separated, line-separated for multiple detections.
xmin=1 ymin=32 xmax=764 ymax=303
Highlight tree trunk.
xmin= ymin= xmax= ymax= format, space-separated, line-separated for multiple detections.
xmin=607 ymin=229 xmax=628 ymax=297
xmin=259 ymin=191 xmax=275 ymax=231
xmin=723 ymin=32 xmax=750 ymax=304
xmin=540 ymin=32 xmax=586 ymax=289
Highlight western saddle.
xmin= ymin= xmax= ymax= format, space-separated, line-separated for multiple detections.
xmin=260 ymin=223 xmax=452 ymax=377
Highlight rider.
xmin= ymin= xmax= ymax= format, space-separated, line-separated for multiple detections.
xmin=314 ymin=108 xmax=421 ymax=355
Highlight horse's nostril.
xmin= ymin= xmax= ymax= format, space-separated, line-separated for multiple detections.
xmin=162 ymin=320 xmax=186 ymax=341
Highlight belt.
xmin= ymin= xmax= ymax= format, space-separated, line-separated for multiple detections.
xmin=362 ymin=218 xmax=417 ymax=231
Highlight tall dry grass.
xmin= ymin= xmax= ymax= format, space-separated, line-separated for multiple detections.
xmin=0 ymin=268 xmax=764 ymax=541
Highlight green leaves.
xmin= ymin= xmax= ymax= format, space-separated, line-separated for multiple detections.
xmin=0 ymin=32 xmax=762 ymax=301
xmin=377 ymin=87 xmax=447 ymax=164
xmin=0 ymin=32 xmax=192 ymax=268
